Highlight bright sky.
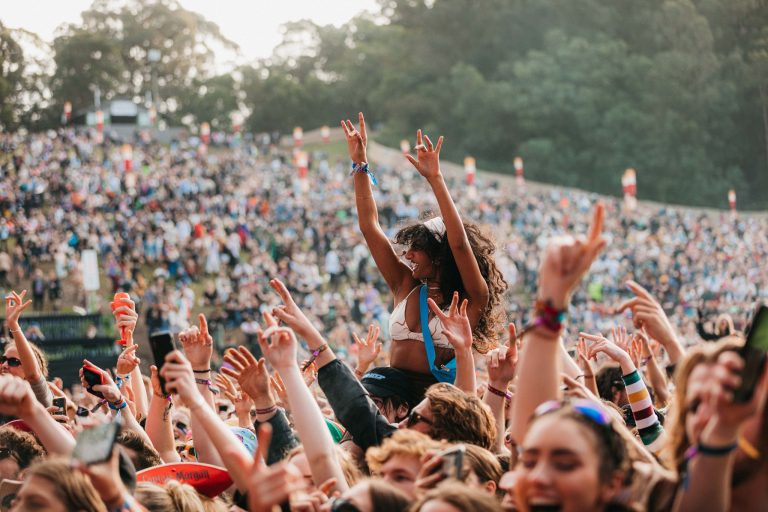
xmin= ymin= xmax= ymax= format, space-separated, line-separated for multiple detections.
xmin=1 ymin=0 xmax=380 ymax=61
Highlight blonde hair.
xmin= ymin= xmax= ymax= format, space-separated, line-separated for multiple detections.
xmin=665 ymin=336 xmax=742 ymax=473
xmin=366 ymin=430 xmax=442 ymax=473
xmin=25 ymin=459 xmax=105 ymax=512
xmin=288 ymin=444 xmax=363 ymax=487
xmin=135 ymin=481 xmax=228 ymax=512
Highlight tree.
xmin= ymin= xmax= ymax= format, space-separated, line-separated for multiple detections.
xmin=0 ymin=22 xmax=25 ymax=129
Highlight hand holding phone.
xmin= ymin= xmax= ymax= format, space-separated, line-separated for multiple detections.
xmin=52 ymin=397 xmax=67 ymax=415
xmin=437 ymin=445 xmax=465 ymax=480
xmin=734 ymin=305 xmax=768 ymax=403
xmin=72 ymin=417 xmax=121 ymax=465
xmin=150 ymin=331 xmax=176 ymax=395
xmin=82 ymin=362 xmax=108 ymax=399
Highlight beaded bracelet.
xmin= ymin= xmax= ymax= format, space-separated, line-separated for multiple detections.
xmin=195 ymin=378 xmax=212 ymax=386
xmin=349 ymin=162 xmax=378 ymax=186
xmin=301 ymin=344 xmax=328 ymax=372
xmin=486 ymin=385 xmax=512 ymax=402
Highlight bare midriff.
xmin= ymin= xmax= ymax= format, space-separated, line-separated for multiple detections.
xmin=390 ymin=338 xmax=456 ymax=374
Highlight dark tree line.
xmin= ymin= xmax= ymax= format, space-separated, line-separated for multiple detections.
xmin=2 ymin=0 xmax=767 ymax=208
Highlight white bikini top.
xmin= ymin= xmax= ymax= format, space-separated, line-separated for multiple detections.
xmin=389 ymin=286 xmax=453 ymax=349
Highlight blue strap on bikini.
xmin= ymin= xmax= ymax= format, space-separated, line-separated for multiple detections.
xmin=419 ymin=285 xmax=457 ymax=383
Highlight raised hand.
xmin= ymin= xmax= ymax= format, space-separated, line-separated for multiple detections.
xmin=270 ymin=279 xmax=317 ymax=339
xmin=353 ymin=323 xmax=382 ymax=374
xmin=0 ymin=375 xmax=38 ymax=418
xmin=4 ymin=290 xmax=32 ymax=329
xmin=487 ymin=323 xmax=519 ymax=387
xmin=224 ymin=423 xmax=307 ymax=509
xmin=216 ymin=374 xmax=254 ymax=421
xmin=575 ymin=337 xmax=593 ymax=376
xmin=222 ymin=346 xmax=272 ymax=402
xmin=270 ymin=372 xmax=288 ymax=409
xmin=116 ymin=344 xmax=141 ymax=376
xmin=80 ymin=360 xmax=122 ymax=403
xmin=537 ymin=203 xmax=606 ymax=310
xmin=112 ymin=296 xmax=138 ymax=345
xmin=581 ymin=332 xmax=634 ymax=371
xmin=341 ymin=112 xmax=368 ymax=164
xmin=405 ymin=129 xmax=444 ymax=180
xmin=428 ymin=292 xmax=473 ymax=353
xmin=160 ymin=351 xmax=204 ymax=409
xmin=259 ymin=321 xmax=299 ymax=371
xmin=178 ymin=314 xmax=213 ymax=371
xmin=616 ymin=281 xmax=677 ymax=349
xmin=701 ymin=352 xmax=768 ymax=445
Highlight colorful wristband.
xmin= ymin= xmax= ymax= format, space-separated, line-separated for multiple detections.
xmin=486 ymin=385 xmax=512 ymax=401
xmin=349 ymin=162 xmax=378 ymax=186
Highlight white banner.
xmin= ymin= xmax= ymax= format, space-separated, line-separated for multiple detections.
xmin=81 ymin=250 xmax=101 ymax=291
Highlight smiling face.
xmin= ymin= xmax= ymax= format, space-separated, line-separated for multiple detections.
xmin=517 ymin=416 xmax=618 ymax=512
xmin=403 ymin=246 xmax=437 ymax=281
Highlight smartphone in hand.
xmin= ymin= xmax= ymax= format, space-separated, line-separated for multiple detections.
xmin=52 ymin=397 xmax=66 ymax=415
xmin=734 ymin=305 xmax=768 ymax=403
xmin=72 ymin=417 xmax=121 ymax=465
xmin=82 ymin=363 xmax=107 ymax=399
xmin=149 ymin=331 xmax=176 ymax=395
xmin=438 ymin=445 xmax=466 ymax=480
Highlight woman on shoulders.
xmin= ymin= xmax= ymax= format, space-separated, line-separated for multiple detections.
xmin=342 ymin=113 xmax=506 ymax=393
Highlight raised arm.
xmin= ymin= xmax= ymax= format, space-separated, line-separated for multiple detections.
xmin=636 ymin=330 xmax=670 ymax=407
xmin=509 ymin=204 xmax=606 ymax=444
xmin=113 ymin=299 xmax=149 ymax=420
xmin=675 ymin=354 xmax=767 ymax=512
xmin=0 ymin=375 xmax=75 ymax=455
xmin=617 ymin=280 xmax=685 ymax=365
xmin=582 ymin=327 xmax=665 ymax=453
xmin=259 ymin=320 xmax=350 ymax=493
xmin=176 ymin=314 xmax=224 ymax=468
xmin=406 ymin=131 xmax=488 ymax=320
xmin=427 ymin=292 xmax=476 ymax=393
xmin=4 ymin=290 xmax=52 ymax=406
xmin=483 ymin=323 xmax=518 ymax=453
xmin=145 ymin=365 xmax=181 ymax=463
xmin=161 ymin=350 xmax=253 ymax=491
xmin=342 ymin=112 xmax=413 ymax=295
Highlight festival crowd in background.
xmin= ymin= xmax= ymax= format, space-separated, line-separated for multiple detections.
xmin=0 ymin=112 xmax=763 ymax=512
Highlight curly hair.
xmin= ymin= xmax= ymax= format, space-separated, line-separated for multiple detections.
xmin=425 ymin=383 xmax=496 ymax=450
xmin=366 ymin=430 xmax=442 ymax=474
xmin=393 ymin=221 xmax=507 ymax=352
xmin=0 ymin=427 xmax=45 ymax=470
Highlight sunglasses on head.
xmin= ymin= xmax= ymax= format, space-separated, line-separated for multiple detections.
xmin=0 ymin=356 xmax=21 ymax=367
xmin=330 ymin=497 xmax=362 ymax=512
xmin=405 ymin=410 xmax=433 ymax=428
xmin=534 ymin=398 xmax=612 ymax=428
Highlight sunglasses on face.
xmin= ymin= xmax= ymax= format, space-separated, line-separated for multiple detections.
xmin=174 ymin=421 xmax=188 ymax=433
xmin=75 ymin=406 xmax=90 ymax=418
xmin=330 ymin=497 xmax=362 ymax=512
xmin=0 ymin=356 xmax=21 ymax=367
xmin=405 ymin=410 xmax=433 ymax=428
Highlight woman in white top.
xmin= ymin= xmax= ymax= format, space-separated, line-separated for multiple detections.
xmin=343 ymin=113 xmax=506 ymax=393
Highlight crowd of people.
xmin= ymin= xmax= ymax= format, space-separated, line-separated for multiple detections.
xmin=0 ymin=112 xmax=763 ymax=512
